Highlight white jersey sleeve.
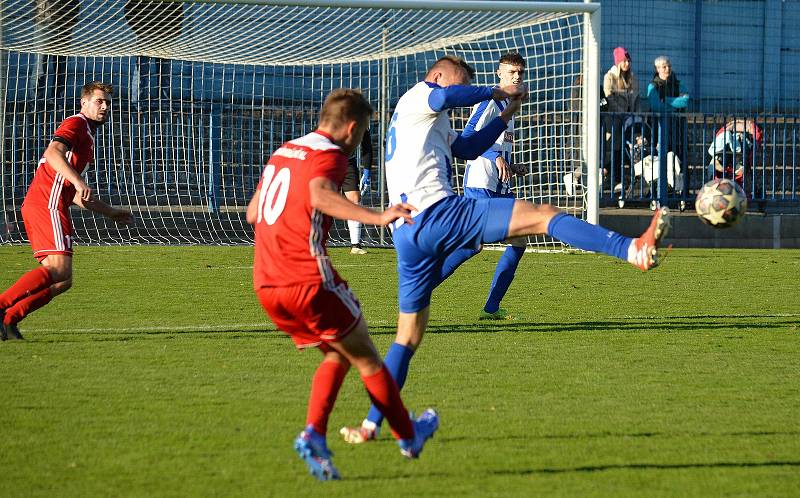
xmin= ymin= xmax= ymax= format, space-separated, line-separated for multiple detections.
xmin=385 ymin=82 xmax=458 ymax=218
xmin=463 ymin=98 xmax=515 ymax=195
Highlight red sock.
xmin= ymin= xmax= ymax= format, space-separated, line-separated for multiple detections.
xmin=306 ymin=360 xmax=349 ymax=435
xmin=0 ymin=267 xmax=53 ymax=310
xmin=361 ymin=365 xmax=414 ymax=440
xmin=4 ymin=287 xmax=53 ymax=326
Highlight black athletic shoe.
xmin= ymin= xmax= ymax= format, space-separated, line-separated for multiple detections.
xmin=0 ymin=310 xmax=23 ymax=341
xmin=5 ymin=322 xmax=23 ymax=340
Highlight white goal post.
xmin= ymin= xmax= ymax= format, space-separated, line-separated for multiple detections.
xmin=0 ymin=0 xmax=600 ymax=249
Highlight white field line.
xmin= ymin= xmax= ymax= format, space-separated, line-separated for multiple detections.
xmin=26 ymin=319 xmax=399 ymax=334
xmin=87 ymin=263 xmax=389 ymax=272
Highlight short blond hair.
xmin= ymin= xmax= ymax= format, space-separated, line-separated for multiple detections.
xmin=81 ymin=81 xmax=113 ymax=98
xmin=427 ymin=55 xmax=476 ymax=80
xmin=319 ymin=89 xmax=373 ymax=129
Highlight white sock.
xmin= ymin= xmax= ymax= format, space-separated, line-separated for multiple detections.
xmin=347 ymin=220 xmax=361 ymax=246
xmin=626 ymin=240 xmax=637 ymax=263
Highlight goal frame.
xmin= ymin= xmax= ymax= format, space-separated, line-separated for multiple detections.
xmin=0 ymin=0 xmax=602 ymax=248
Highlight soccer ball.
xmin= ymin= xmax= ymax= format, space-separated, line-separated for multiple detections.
xmin=694 ymin=178 xmax=747 ymax=228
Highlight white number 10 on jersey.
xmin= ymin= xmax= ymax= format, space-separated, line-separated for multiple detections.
xmin=256 ymin=164 xmax=291 ymax=225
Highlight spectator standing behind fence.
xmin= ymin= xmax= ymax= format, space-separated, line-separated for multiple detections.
xmin=34 ymin=0 xmax=79 ymax=106
xmin=602 ymin=47 xmax=640 ymax=195
xmin=647 ymin=56 xmax=690 ymax=153
xmin=124 ymin=0 xmax=183 ymax=106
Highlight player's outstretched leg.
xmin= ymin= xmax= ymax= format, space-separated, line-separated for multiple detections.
xmin=294 ymin=425 xmax=341 ymax=481
xmin=512 ymin=202 xmax=671 ymax=271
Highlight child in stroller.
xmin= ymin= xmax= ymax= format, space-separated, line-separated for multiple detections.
xmin=618 ymin=115 xmax=685 ymax=210
xmin=707 ymin=118 xmax=763 ymax=190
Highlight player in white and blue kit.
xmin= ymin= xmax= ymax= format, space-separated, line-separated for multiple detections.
xmin=341 ymin=56 xmax=671 ymax=443
xmin=461 ymin=53 xmax=529 ymax=320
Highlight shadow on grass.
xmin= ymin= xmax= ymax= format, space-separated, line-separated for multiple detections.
xmin=441 ymin=429 xmax=800 ymax=443
xmin=493 ymin=460 xmax=800 ymax=475
xmin=387 ymin=315 xmax=800 ymax=336
xmin=11 ymin=313 xmax=797 ymax=343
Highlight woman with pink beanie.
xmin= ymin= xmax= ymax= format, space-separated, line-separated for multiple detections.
xmin=602 ymin=46 xmax=640 ymax=197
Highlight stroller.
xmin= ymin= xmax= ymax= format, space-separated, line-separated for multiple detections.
xmin=707 ymin=119 xmax=763 ymax=188
xmin=617 ymin=115 xmax=685 ymax=210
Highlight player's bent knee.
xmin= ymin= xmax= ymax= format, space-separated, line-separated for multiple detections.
xmin=42 ymin=255 xmax=73 ymax=283
xmin=50 ymin=277 xmax=72 ymax=296
xmin=507 ymin=201 xmax=561 ymax=237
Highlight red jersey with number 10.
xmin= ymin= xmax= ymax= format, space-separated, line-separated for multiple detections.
xmin=253 ymin=130 xmax=348 ymax=289
xmin=23 ymin=113 xmax=97 ymax=211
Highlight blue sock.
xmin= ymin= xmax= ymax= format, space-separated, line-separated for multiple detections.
xmin=366 ymin=342 xmax=415 ymax=427
xmin=439 ymin=246 xmax=480 ymax=283
xmin=484 ymin=245 xmax=525 ymax=313
xmin=547 ymin=212 xmax=631 ymax=261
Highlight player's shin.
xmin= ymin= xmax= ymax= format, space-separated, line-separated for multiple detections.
xmin=0 ymin=266 xmax=53 ymax=310
xmin=361 ymin=365 xmax=414 ymax=440
xmin=3 ymin=287 xmax=52 ymax=326
xmin=347 ymin=220 xmax=361 ymax=246
xmin=484 ymin=245 xmax=525 ymax=313
xmin=365 ymin=342 xmax=415 ymax=427
xmin=439 ymin=246 xmax=480 ymax=282
xmin=547 ymin=212 xmax=631 ymax=261
xmin=306 ymin=360 xmax=349 ymax=435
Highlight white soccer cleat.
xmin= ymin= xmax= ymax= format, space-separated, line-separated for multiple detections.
xmin=350 ymin=246 xmax=368 ymax=255
xmin=339 ymin=419 xmax=378 ymax=444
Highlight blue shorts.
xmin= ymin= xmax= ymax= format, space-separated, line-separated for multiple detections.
xmin=464 ymin=187 xmax=515 ymax=200
xmin=393 ymin=195 xmax=515 ymax=313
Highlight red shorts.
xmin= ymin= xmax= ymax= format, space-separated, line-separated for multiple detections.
xmin=21 ymin=203 xmax=74 ymax=261
xmin=256 ymin=278 xmax=362 ymax=349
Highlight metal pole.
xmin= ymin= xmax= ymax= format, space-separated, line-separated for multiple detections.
xmin=583 ymin=2 xmax=600 ymax=225
xmin=379 ymin=26 xmax=388 ymax=246
xmin=0 ymin=9 xmax=6 ymax=232
xmin=192 ymin=0 xmax=600 ymax=14
xmin=693 ymin=0 xmax=702 ymax=109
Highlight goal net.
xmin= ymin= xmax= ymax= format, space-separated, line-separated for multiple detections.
xmin=0 ymin=0 xmax=600 ymax=249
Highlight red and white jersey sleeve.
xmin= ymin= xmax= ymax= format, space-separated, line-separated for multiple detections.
xmin=253 ymin=130 xmax=348 ymax=289
xmin=23 ymin=113 xmax=96 ymax=211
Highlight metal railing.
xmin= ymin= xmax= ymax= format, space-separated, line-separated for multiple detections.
xmin=599 ymin=112 xmax=800 ymax=209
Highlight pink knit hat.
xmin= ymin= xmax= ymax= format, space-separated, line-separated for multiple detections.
xmin=613 ymin=47 xmax=630 ymax=65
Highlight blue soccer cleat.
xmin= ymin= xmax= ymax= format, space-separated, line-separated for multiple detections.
xmin=398 ymin=408 xmax=439 ymax=459
xmin=294 ymin=425 xmax=341 ymax=481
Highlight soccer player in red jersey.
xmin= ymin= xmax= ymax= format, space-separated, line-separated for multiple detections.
xmin=0 ymin=82 xmax=134 ymax=341
xmin=246 ymin=89 xmax=439 ymax=480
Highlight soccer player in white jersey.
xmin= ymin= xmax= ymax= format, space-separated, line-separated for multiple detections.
xmin=341 ymin=56 xmax=670 ymax=443
xmin=461 ymin=52 xmax=529 ymax=320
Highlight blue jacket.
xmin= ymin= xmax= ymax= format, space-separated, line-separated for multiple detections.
xmin=647 ymin=80 xmax=690 ymax=111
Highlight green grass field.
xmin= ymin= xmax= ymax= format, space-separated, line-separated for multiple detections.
xmin=1 ymin=245 xmax=799 ymax=497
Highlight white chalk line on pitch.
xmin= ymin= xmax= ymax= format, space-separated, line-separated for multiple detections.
xmin=26 ymin=319 xmax=398 ymax=334
xmin=89 ymin=263 xmax=388 ymax=272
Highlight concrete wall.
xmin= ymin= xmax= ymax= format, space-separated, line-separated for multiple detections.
xmin=599 ymin=0 xmax=799 ymax=113
xmin=600 ymin=210 xmax=800 ymax=248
